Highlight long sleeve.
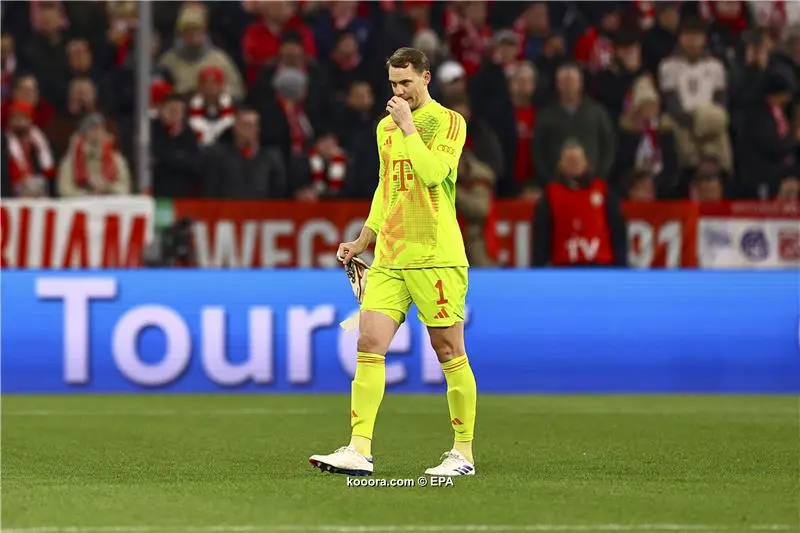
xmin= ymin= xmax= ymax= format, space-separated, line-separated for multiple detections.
xmin=364 ymin=129 xmax=385 ymax=233
xmin=402 ymin=109 xmax=467 ymax=188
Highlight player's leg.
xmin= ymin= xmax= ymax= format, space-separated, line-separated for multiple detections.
xmin=309 ymin=267 xmax=410 ymax=475
xmin=348 ymin=309 xmax=401 ymax=457
xmin=406 ymin=267 xmax=477 ymax=476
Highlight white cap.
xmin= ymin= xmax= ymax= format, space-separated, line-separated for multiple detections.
xmin=437 ymin=60 xmax=466 ymax=84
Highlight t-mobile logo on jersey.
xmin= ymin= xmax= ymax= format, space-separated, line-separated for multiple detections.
xmin=392 ymin=159 xmax=414 ymax=191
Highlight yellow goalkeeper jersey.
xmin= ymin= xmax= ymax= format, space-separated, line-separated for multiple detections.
xmin=365 ymin=99 xmax=469 ymax=269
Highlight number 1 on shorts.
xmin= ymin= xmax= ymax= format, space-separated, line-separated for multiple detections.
xmin=435 ymin=279 xmax=448 ymax=305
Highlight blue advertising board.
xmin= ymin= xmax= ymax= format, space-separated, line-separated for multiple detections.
xmin=2 ymin=270 xmax=798 ymax=393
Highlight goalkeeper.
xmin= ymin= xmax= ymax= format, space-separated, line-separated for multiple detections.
xmin=309 ymin=47 xmax=477 ymax=477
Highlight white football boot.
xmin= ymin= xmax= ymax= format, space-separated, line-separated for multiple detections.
xmin=424 ymin=449 xmax=475 ymax=476
xmin=309 ymin=445 xmax=374 ymax=476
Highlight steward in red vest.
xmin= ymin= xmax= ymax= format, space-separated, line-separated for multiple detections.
xmin=532 ymin=142 xmax=628 ymax=267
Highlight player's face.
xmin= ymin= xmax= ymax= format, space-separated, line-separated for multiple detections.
xmin=388 ymin=65 xmax=430 ymax=110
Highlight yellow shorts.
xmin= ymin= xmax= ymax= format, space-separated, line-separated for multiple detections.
xmin=361 ymin=266 xmax=468 ymax=327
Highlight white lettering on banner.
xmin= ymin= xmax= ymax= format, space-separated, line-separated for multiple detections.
xmin=287 ymin=306 xmax=337 ymax=383
xmin=262 ymin=221 xmax=294 ymax=266
xmin=35 ymin=278 xmax=117 ymax=383
xmin=201 ymin=307 xmax=274 ymax=386
xmin=113 ymin=306 xmax=191 ymax=386
xmin=566 ymin=237 xmax=599 ymax=262
xmin=1 ymin=197 xmax=154 ymax=268
xmin=298 ymin=221 xmax=339 ymax=267
xmin=628 ymin=221 xmax=683 ymax=268
xmin=35 ymin=277 xmax=465 ymax=387
xmin=338 ymin=318 xmax=411 ymax=384
xmin=494 ymin=220 xmax=532 ymax=267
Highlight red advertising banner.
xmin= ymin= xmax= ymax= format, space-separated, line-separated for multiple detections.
xmin=0 ymin=197 xmax=154 ymax=268
xmin=172 ymin=199 xmax=700 ymax=268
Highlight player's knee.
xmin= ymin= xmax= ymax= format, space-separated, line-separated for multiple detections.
xmin=357 ymin=330 xmax=387 ymax=355
xmin=429 ymin=334 xmax=460 ymax=362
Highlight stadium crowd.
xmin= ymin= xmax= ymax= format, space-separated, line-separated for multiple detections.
xmin=2 ymin=1 xmax=799 ymax=212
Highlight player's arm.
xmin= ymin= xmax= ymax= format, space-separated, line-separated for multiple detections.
xmin=361 ymin=126 xmax=386 ymax=245
xmin=402 ymin=110 xmax=467 ymax=188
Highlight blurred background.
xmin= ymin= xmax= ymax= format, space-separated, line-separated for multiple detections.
xmin=1 ymin=0 xmax=798 ymax=270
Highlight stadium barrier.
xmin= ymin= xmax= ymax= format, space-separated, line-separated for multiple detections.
xmin=3 ymin=270 xmax=798 ymax=393
xmin=1 ymin=197 xmax=797 ymax=268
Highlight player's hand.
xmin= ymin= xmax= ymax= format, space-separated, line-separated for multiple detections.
xmin=386 ymin=96 xmax=414 ymax=134
xmin=337 ymin=239 xmax=367 ymax=265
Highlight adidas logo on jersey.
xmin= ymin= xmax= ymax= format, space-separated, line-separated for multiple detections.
xmin=434 ymin=308 xmax=450 ymax=320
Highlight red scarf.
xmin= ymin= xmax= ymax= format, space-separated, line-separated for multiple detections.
xmin=770 ymin=103 xmax=789 ymax=137
xmin=73 ymin=136 xmax=118 ymax=186
xmin=6 ymin=127 xmax=54 ymax=186
xmin=309 ymin=148 xmax=347 ymax=193
xmin=277 ymin=95 xmax=312 ymax=155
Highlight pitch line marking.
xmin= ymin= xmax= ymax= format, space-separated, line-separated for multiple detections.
xmin=2 ymin=524 xmax=796 ymax=533
xmin=3 ymin=406 xmax=796 ymax=418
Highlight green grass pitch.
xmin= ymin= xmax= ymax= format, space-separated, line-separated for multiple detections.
xmin=1 ymin=394 xmax=798 ymax=533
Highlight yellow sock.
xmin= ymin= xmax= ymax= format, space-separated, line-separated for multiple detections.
xmin=349 ymin=352 xmax=386 ymax=457
xmin=441 ymin=355 xmax=477 ymax=463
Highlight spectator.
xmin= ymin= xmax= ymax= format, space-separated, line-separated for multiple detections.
xmin=241 ymin=1 xmax=316 ymax=86
xmin=534 ymin=63 xmax=616 ymax=182
xmin=574 ymin=2 xmax=622 ymax=74
xmin=775 ymin=167 xmax=800 ymax=201
xmin=258 ymin=67 xmax=315 ymax=192
xmin=483 ymin=60 xmax=538 ymax=198
xmin=378 ymin=0 xmax=434 ymax=70
xmin=1 ymin=74 xmax=56 ymax=129
xmin=434 ymin=60 xmax=468 ymax=103
xmin=591 ymin=31 xmax=645 ymax=124
xmin=732 ymin=28 xmax=776 ymax=110
xmin=512 ymin=2 xmax=551 ymax=62
xmin=150 ymin=94 xmax=201 ymax=198
xmin=21 ymin=2 xmax=69 ymax=109
xmin=308 ymin=129 xmax=348 ymax=197
xmin=469 ymin=30 xmax=518 ymax=119
xmin=3 ymin=99 xmax=55 ymax=198
xmin=624 ymin=169 xmax=657 ymax=202
xmin=412 ymin=29 xmax=445 ymax=72
xmin=44 ymin=77 xmax=119 ymax=159
xmin=642 ymin=2 xmax=681 ymax=75
xmin=248 ymin=31 xmax=328 ymax=126
xmin=2 ymin=33 xmax=17 ymax=105
xmin=532 ymin=142 xmax=628 ymax=267
xmin=187 ymin=66 xmax=235 ymax=147
xmin=447 ymin=97 xmax=504 ymax=187
xmin=201 ymin=108 xmax=287 ymax=199
xmin=612 ymin=76 xmax=679 ymax=197
xmin=741 ymin=71 xmax=797 ymax=196
xmin=447 ymin=1 xmax=493 ymax=77
xmin=158 ymin=4 xmax=244 ymax=101
xmin=659 ymin=16 xmax=732 ymax=172
xmin=66 ymin=38 xmax=98 ymax=87
xmin=533 ymin=32 xmax=569 ymax=107
xmin=310 ymin=1 xmax=372 ymax=60
xmin=690 ymin=170 xmax=725 ymax=202
xmin=57 ymin=113 xmax=131 ymax=197
xmin=456 ymin=146 xmax=498 ymax=267
xmin=336 ymin=80 xmax=379 ymax=199
xmin=327 ymin=31 xmax=374 ymax=104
